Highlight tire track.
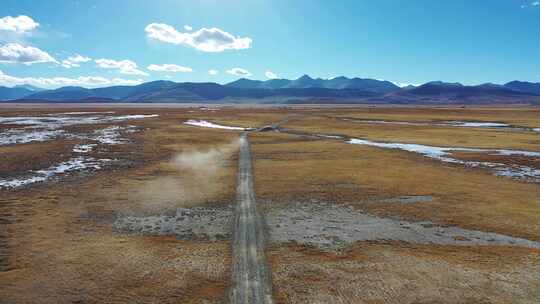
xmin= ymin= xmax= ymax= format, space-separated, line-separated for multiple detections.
xmin=230 ymin=133 xmax=274 ymax=304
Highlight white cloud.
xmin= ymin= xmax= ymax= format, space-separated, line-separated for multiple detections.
xmin=0 ymin=69 xmax=143 ymax=88
xmin=265 ymin=70 xmax=278 ymax=79
xmin=208 ymin=69 xmax=219 ymax=76
xmin=226 ymin=67 xmax=252 ymax=77
xmin=0 ymin=43 xmax=57 ymax=65
xmin=61 ymin=54 xmax=92 ymax=68
xmin=95 ymin=58 xmax=149 ymax=76
xmin=522 ymin=1 xmax=539 ymax=7
xmin=184 ymin=25 xmax=193 ymax=31
xmin=0 ymin=15 xmax=39 ymax=34
xmin=145 ymin=23 xmax=252 ymax=52
xmin=147 ymin=63 xmax=193 ymax=73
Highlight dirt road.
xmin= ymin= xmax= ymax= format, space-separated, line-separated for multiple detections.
xmin=230 ymin=133 xmax=274 ymax=304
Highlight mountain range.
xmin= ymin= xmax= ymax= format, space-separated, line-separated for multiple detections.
xmin=1 ymin=75 xmax=540 ymax=104
xmin=226 ymin=75 xmax=400 ymax=93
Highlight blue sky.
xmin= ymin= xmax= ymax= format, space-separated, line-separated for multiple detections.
xmin=0 ymin=0 xmax=539 ymax=88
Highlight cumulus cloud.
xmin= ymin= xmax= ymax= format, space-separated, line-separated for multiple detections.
xmin=95 ymin=58 xmax=149 ymax=76
xmin=0 ymin=15 xmax=39 ymax=34
xmin=184 ymin=25 xmax=193 ymax=31
xmin=147 ymin=63 xmax=193 ymax=73
xmin=0 ymin=43 xmax=57 ymax=65
xmin=61 ymin=54 xmax=92 ymax=68
xmin=265 ymin=70 xmax=278 ymax=79
xmin=533 ymin=1 xmax=540 ymax=5
xmin=208 ymin=69 xmax=219 ymax=76
xmin=226 ymin=68 xmax=252 ymax=77
xmin=145 ymin=23 xmax=252 ymax=52
xmin=0 ymin=69 xmax=142 ymax=88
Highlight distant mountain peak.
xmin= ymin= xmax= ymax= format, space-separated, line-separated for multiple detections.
xmin=504 ymin=80 xmax=540 ymax=95
xmin=425 ymin=81 xmax=463 ymax=87
xmin=224 ymin=74 xmax=400 ymax=93
xmin=505 ymin=80 xmax=540 ymax=85
xmin=13 ymin=84 xmax=45 ymax=92
xmin=297 ymin=74 xmax=314 ymax=80
xmin=478 ymin=83 xmax=502 ymax=88
xmin=225 ymin=78 xmax=263 ymax=89
xmin=55 ymin=86 xmax=87 ymax=91
xmin=145 ymin=80 xmax=176 ymax=85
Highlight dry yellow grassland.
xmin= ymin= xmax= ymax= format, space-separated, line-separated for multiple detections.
xmin=1 ymin=106 xmax=539 ymax=303
xmin=0 ymin=108 xmax=239 ymax=303
xmin=246 ymin=107 xmax=540 ymax=303
xmin=282 ymin=113 xmax=540 ymax=150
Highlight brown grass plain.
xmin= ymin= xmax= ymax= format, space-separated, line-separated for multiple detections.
xmin=0 ymin=105 xmax=539 ymax=303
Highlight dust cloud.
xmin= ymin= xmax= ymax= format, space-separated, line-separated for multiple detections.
xmin=126 ymin=138 xmax=240 ymax=215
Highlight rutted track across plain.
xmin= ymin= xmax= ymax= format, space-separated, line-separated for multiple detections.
xmin=229 ymin=133 xmax=274 ymax=304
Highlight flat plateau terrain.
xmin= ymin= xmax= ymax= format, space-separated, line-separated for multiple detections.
xmin=1 ymin=105 xmax=540 ymax=303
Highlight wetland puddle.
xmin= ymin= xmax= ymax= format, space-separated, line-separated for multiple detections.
xmin=0 ymin=129 xmax=66 ymax=145
xmin=183 ymin=119 xmax=253 ymax=131
xmin=0 ymin=112 xmax=158 ymax=188
xmin=0 ymin=156 xmax=110 ymax=188
xmin=0 ymin=113 xmax=158 ymax=146
xmin=445 ymin=121 xmax=509 ymax=128
xmin=0 ymin=126 xmax=137 ymax=188
xmin=444 ymin=120 xmax=540 ymax=132
xmin=348 ymin=138 xmax=540 ymax=182
xmin=342 ymin=118 xmax=539 ymax=132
